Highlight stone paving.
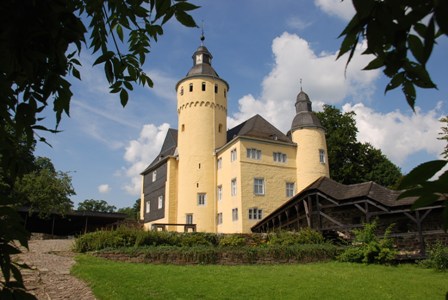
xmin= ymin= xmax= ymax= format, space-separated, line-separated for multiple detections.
xmin=14 ymin=239 xmax=96 ymax=300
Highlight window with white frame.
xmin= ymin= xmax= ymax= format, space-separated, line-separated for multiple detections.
xmin=217 ymin=185 xmax=222 ymax=201
xmin=231 ymin=178 xmax=237 ymax=196
xmin=217 ymin=157 xmax=222 ymax=169
xmin=230 ymin=148 xmax=237 ymax=162
xmin=217 ymin=213 xmax=223 ymax=225
xmin=286 ymin=182 xmax=295 ymax=198
xmin=232 ymin=208 xmax=238 ymax=221
xmin=246 ymin=148 xmax=261 ymax=160
xmin=145 ymin=201 xmax=150 ymax=213
xmin=186 ymin=214 xmax=193 ymax=224
xmin=248 ymin=208 xmax=263 ymax=220
xmin=197 ymin=193 xmax=206 ymax=206
xmin=319 ymin=149 xmax=326 ymax=163
xmin=273 ymin=152 xmax=287 ymax=163
xmin=152 ymin=170 xmax=157 ymax=182
xmin=158 ymin=195 xmax=163 ymax=209
xmin=254 ymin=178 xmax=265 ymax=195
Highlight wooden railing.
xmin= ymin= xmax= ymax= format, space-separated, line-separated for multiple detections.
xmin=151 ymin=223 xmax=196 ymax=232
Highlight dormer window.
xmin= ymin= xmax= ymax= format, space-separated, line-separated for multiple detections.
xmin=196 ymin=53 xmax=203 ymax=64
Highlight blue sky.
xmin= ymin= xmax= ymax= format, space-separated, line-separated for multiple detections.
xmin=35 ymin=0 xmax=448 ymax=209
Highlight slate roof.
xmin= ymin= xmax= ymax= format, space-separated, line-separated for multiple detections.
xmin=141 ymin=128 xmax=178 ymax=175
xmin=304 ymin=177 xmax=416 ymax=207
xmin=226 ymin=114 xmax=293 ymax=144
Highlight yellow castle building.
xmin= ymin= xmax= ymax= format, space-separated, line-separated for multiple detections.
xmin=140 ymin=39 xmax=329 ymax=233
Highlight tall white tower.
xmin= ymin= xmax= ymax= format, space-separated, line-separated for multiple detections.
xmin=175 ymin=37 xmax=229 ymax=232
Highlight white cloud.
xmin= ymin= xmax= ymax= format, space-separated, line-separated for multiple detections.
xmin=98 ymin=184 xmax=111 ymax=194
xmin=122 ymin=123 xmax=171 ymax=195
xmin=228 ymin=32 xmax=380 ymax=132
xmin=343 ymin=102 xmax=445 ymax=167
xmin=285 ymin=17 xmax=312 ymax=31
xmin=145 ymin=69 xmax=177 ymax=102
xmin=314 ymin=0 xmax=355 ymax=21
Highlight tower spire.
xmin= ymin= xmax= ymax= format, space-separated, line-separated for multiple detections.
xmin=300 ymin=78 xmax=303 ymax=92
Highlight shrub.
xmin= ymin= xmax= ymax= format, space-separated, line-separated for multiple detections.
xmin=267 ymin=228 xmax=324 ymax=246
xmin=218 ymin=235 xmax=246 ymax=247
xmin=179 ymin=232 xmax=219 ymax=247
xmin=337 ymin=220 xmax=397 ymax=264
xmin=420 ymin=241 xmax=448 ymax=271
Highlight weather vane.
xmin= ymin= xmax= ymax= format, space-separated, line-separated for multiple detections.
xmin=200 ymin=20 xmax=205 ymax=45
xmin=300 ymin=78 xmax=303 ymax=91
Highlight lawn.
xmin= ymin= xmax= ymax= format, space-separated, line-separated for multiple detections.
xmin=72 ymin=255 xmax=447 ymax=300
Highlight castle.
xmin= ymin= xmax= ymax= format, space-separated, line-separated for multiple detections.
xmin=140 ymin=39 xmax=329 ymax=233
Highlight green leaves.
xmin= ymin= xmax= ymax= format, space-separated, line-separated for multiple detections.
xmin=397 ymin=160 xmax=448 ymax=230
xmin=337 ymin=0 xmax=445 ymax=111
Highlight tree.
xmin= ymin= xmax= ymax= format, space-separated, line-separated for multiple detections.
xmin=117 ymin=199 xmax=141 ymax=220
xmin=438 ymin=116 xmax=448 ymax=159
xmin=15 ymin=157 xmax=75 ymax=218
xmin=0 ymin=0 xmax=199 ymax=296
xmin=337 ymin=1 xmax=448 ymax=236
xmin=338 ymin=0 xmax=447 ymax=110
xmin=316 ymin=105 xmax=402 ymax=187
xmin=78 ymin=199 xmax=117 ymax=213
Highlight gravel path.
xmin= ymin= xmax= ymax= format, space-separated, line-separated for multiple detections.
xmin=14 ymin=239 xmax=96 ymax=300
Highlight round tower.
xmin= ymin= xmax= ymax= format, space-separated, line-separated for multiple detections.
xmin=291 ymin=89 xmax=329 ymax=192
xmin=175 ymin=36 xmax=229 ymax=232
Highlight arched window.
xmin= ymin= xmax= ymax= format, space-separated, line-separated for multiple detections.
xmin=189 ymin=83 xmax=193 ymax=92
xmin=218 ymin=123 xmax=222 ymax=133
xmin=214 ymin=84 xmax=218 ymax=94
xmin=180 ymin=86 xmax=184 ymax=95
xmin=202 ymin=82 xmax=206 ymax=91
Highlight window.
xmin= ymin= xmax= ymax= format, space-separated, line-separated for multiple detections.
xmin=218 ymin=123 xmax=222 ymax=133
xmin=247 ymin=148 xmax=261 ymax=160
xmin=181 ymin=124 xmax=185 ymax=132
xmin=224 ymin=89 xmax=227 ymax=97
xmin=254 ymin=178 xmax=265 ymax=195
xmin=319 ymin=149 xmax=326 ymax=163
xmin=273 ymin=152 xmax=287 ymax=163
xmin=197 ymin=193 xmax=206 ymax=206
xmin=217 ymin=185 xmax=222 ymax=201
xmin=215 ymin=84 xmax=218 ymax=94
xmin=217 ymin=157 xmax=222 ymax=169
xmin=145 ymin=201 xmax=150 ymax=213
xmin=217 ymin=213 xmax=223 ymax=225
xmin=158 ymin=195 xmax=163 ymax=209
xmin=152 ymin=171 xmax=157 ymax=182
xmin=286 ymin=182 xmax=295 ymax=198
xmin=186 ymin=214 xmax=193 ymax=224
xmin=180 ymin=86 xmax=184 ymax=95
xmin=231 ymin=178 xmax=237 ymax=196
xmin=232 ymin=208 xmax=238 ymax=221
xmin=230 ymin=148 xmax=237 ymax=162
xmin=189 ymin=83 xmax=193 ymax=92
xmin=248 ymin=208 xmax=263 ymax=220
xmin=202 ymin=82 xmax=206 ymax=91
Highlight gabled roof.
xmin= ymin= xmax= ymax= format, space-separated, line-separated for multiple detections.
xmin=227 ymin=114 xmax=292 ymax=144
xmin=305 ymin=177 xmax=414 ymax=207
xmin=141 ymin=128 xmax=178 ymax=175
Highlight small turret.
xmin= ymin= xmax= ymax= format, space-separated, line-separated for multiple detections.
xmin=290 ymin=86 xmax=329 ymax=193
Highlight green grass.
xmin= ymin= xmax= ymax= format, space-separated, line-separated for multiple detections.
xmin=72 ymin=255 xmax=448 ymax=300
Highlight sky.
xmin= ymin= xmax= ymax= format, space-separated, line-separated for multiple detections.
xmin=35 ymin=0 xmax=448 ymax=209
